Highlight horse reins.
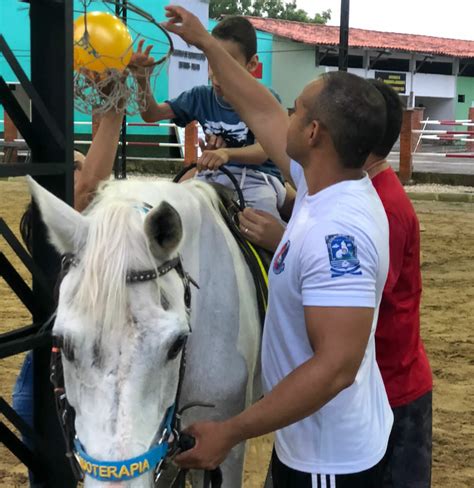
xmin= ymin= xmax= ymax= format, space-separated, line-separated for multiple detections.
xmin=173 ymin=164 xmax=269 ymax=328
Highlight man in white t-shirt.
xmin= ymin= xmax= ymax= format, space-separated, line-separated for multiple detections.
xmin=165 ymin=7 xmax=393 ymax=487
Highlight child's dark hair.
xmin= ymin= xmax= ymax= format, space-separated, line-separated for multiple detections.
xmin=211 ymin=16 xmax=257 ymax=62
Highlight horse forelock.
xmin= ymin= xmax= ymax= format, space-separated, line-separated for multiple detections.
xmin=70 ymin=178 xmax=232 ymax=338
xmin=73 ymin=193 xmax=157 ymax=337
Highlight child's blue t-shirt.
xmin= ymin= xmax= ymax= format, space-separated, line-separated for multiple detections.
xmin=167 ymin=85 xmax=282 ymax=180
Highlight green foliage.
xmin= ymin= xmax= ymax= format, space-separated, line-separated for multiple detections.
xmin=209 ymin=0 xmax=331 ymax=24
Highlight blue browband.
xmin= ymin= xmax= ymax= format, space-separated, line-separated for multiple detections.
xmin=74 ymin=406 xmax=175 ymax=482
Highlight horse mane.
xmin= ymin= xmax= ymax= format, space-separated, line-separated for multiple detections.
xmin=74 ymin=185 xmax=157 ymax=334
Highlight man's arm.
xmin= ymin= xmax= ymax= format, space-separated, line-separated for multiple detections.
xmin=129 ymin=39 xmax=176 ymax=122
xmin=74 ymin=110 xmax=124 ymax=212
xmin=175 ymin=306 xmax=374 ymax=470
xmin=164 ymin=6 xmax=291 ymax=181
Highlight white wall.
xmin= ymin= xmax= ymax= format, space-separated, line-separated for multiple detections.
xmin=327 ymin=67 xmax=457 ymax=99
xmin=415 ymin=97 xmax=455 ymax=126
xmin=413 ymin=73 xmax=456 ymax=98
xmin=167 ymin=0 xmax=209 ymax=98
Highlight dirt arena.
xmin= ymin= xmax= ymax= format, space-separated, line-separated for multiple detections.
xmin=0 ymin=177 xmax=472 ymax=487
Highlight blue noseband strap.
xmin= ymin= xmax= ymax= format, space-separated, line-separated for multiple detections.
xmin=74 ymin=406 xmax=175 ymax=482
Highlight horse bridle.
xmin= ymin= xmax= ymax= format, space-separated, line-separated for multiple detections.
xmin=50 ymin=249 xmax=202 ymax=485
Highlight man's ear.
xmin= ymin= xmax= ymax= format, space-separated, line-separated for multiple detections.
xmin=247 ymin=54 xmax=259 ymax=74
xmin=308 ymin=120 xmax=323 ymax=147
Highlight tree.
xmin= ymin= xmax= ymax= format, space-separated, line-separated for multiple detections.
xmin=209 ymin=0 xmax=331 ymax=24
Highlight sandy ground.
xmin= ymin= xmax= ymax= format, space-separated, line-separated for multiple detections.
xmin=0 ymin=178 xmax=473 ymax=487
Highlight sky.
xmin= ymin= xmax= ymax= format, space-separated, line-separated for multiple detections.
xmin=296 ymin=0 xmax=474 ymax=41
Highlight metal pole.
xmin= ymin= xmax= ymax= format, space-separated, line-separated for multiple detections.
xmin=29 ymin=0 xmax=76 ymax=485
xmin=115 ymin=0 xmax=128 ymax=179
xmin=338 ymin=0 xmax=350 ymax=72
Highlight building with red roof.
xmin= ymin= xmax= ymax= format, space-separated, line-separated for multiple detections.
xmin=246 ymin=17 xmax=474 ymax=124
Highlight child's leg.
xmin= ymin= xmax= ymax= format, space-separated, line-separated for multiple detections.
xmin=195 ymin=168 xmax=286 ymax=220
xmin=240 ymin=170 xmax=286 ymax=221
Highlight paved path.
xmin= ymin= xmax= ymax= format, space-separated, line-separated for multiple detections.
xmin=388 ymin=153 xmax=474 ymax=175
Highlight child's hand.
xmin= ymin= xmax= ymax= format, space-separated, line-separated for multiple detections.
xmin=129 ymin=39 xmax=155 ymax=78
xmin=199 ymin=134 xmax=226 ymax=151
xmin=164 ymin=6 xmax=212 ymax=49
xmin=197 ymin=148 xmax=229 ymax=172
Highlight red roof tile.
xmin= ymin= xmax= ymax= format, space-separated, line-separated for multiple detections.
xmin=247 ymin=17 xmax=474 ymax=59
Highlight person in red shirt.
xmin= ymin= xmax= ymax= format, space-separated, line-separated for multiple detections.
xmin=364 ymin=79 xmax=432 ymax=488
xmin=240 ymin=80 xmax=433 ymax=488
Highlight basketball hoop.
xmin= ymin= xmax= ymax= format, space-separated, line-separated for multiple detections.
xmin=74 ymin=0 xmax=173 ymax=115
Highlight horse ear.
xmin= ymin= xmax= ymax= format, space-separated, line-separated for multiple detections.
xmin=26 ymin=176 xmax=89 ymax=254
xmin=144 ymin=201 xmax=183 ymax=260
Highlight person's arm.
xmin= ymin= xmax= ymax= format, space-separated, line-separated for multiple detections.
xmin=74 ymin=110 xmax=124 ymax=212
xmin=175 ymin=306 xmax=373 ymax=470
xmin=238 ymin=208 xmax=285 ymax=252
xmin=128 ymin=39 xmax=176 ymax=122
xmin=164 ymin=6 xmax=291 ymax=181
xmin=174 ymin=223 xmax=378 ymax=470
xmin=279 ymin=183 xmax=296 ymax=222
xmin=197 ymin=143 xmax=267 ymax=172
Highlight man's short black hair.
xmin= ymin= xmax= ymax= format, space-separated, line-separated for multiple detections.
xmin=211 ymin=16 xmax=257 ymax=62
xmin=306 ymin=72 xmax=387 ymax=169
xmin=368 ymin=79 xmax=404 ymax=158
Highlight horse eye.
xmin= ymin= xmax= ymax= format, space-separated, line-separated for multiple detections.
xmin=167 ymin=335 xmax=187 ymax=360
xmin=57 ymin=335 xmax=75 ymax=362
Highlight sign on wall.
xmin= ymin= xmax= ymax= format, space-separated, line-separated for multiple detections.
xmin=167 ymin=0 xmax=209 ymax=99
xmin=375 ymin=71 xmax=407 ymax=94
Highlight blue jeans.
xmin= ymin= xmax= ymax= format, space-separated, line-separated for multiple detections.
xmin=12 ymin=352 xmax=34 ymax=434
xmin=12 ymin=351 xmax=44 ymax=487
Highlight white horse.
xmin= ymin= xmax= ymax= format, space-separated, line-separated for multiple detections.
xmin=28 ymin=176 xmax=262 ymax=488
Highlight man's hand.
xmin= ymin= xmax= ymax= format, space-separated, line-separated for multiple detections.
xmin=128 ymin=39 xmax=155 ymax=79
xmin=174 ymin=421 xmax=237 ymax=470
xmin=197 ymin=148 xmax=229 ymax=172
xmin=164 ymin=5 xmax=212 ymax=50
xmin=239 ymin=208 xmax=285 ymax=252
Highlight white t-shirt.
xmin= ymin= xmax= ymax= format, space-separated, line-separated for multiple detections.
xmin=262 ymin=160 xmax=393 ymax=475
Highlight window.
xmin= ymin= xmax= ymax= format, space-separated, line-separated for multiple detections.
xmin=315 ymin=51 xmax=363 ymax=68
xmin=459 ymin=62 xmax=474 ymax=77
xmin=416 ymin=61 xmax=452 ymax=75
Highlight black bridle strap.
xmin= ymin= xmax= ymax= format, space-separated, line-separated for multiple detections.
xmin=52 ymin=252 xmax=198 ymax=482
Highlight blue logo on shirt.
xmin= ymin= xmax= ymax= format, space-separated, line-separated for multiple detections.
xmin=325 ymin=235 xmax=362 ymax=278
xmin=273 ymin=240 xmax=290 ymax=275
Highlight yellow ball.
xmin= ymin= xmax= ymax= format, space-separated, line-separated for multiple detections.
xmin=74 ymin=11 xmax=133 ymax=73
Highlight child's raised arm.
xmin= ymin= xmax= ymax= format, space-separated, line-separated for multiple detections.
xmin=129 ymin=39 xmax=176 ymax=122
xmin=74 ymin=108 xmax=123 ymax=212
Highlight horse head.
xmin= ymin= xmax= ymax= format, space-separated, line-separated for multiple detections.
xmin=28 ymin=177 xmax=193 ymax=487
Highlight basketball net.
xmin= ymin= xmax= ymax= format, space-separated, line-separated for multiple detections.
xmin=74 ymin=0 xmax=173 ymax=115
